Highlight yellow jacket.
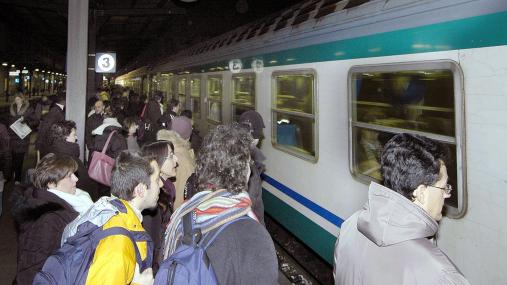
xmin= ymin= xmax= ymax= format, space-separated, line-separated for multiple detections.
xmin=86 ymin=200 xmax=152 ymax=285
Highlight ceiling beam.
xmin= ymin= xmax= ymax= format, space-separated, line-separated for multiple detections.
xmin=94 ymin=7 xmax=185 ymax=17
xmin=0 ymin=0 xmax=66 ymax=15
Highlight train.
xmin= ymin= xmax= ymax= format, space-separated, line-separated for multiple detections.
xmin=116 ymin=0 xmax=507 ymax=283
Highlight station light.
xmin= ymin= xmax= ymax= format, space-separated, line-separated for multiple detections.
xmin=11 ymin=64 xmax=15 ymax=67
xmin=35 ymin=68 xmax=39 ymax=72
xmin=1 ymin=62 xmax=7 ymax=66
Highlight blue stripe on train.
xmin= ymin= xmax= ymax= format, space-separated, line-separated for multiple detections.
xmin=261 ymin=173 xmax=344 ymax=228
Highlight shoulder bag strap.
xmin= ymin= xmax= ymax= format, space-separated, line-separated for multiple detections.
xmin=101 ymin=130 xmax=117 ymax=154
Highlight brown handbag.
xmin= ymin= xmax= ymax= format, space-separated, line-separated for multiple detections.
xmin=88 ymin=130 xmax=117 ymax=186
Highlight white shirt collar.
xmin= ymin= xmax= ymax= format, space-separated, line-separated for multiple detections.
xmin=56 ymin=103 xmax=64 ymax=110
xmin=127 ymin=201 xmax=143 ymax=222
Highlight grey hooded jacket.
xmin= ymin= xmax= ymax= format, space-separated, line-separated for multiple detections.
xmin=334 ymin=182 xmax=469 ymax=285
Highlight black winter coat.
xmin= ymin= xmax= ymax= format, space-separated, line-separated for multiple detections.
xmin=85 ymin=113 xmax=104 ymax=149
xmin=90 ymin=126 xmax=127 ymax=159
xmin=8 ymin=102 xmax=37 ymax=154
xmin=37 ymin=104 xmax=65 ymax=155
xmin=11 ymin=185 xmax=78 ymax=285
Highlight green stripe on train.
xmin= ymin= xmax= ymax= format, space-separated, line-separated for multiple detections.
xmin=181 ymin=11 xmax=507 ymax=73
xmin=263 ymin=190 xmax=337 ymax=265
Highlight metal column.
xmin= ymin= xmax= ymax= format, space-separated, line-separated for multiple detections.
xmin=66 ymin=0 xmax=89 ymax=160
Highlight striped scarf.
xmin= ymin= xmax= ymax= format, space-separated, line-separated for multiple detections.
xmin=162 ymin=189 xmax=258 ymax=259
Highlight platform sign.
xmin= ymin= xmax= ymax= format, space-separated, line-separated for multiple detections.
xmin=95 ymin=52 xmax=117 ymax=73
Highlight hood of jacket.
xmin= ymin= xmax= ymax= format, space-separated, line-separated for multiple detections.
xmin=357 ymin=182 xmax=438 ymax=247
xmin=11 ymin=185 xmax=75 ymax=225
xmin=10 ymin=101 xmax=30 ymax=117
xmin=92 ymin=117 xmax=122 ymax=135
xmin=157 ymin=129 xmax=191 ymax=150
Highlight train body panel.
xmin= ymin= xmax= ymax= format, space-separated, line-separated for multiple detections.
xmin=116 ymin=1 xmax=507 ymax=283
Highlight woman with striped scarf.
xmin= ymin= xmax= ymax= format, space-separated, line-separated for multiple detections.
xmin=162 ymin=123 xmax=278 ymax=285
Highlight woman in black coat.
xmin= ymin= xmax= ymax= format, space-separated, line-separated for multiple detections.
xmin=8 ymin=93 xmax=37 ymax=182
xmin=48 ymin=120 xmax=100 ymax=201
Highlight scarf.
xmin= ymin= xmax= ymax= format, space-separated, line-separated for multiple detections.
xmin=47 ymin=188 xmax=94 ymax=216
xmin=162 ymin=189 xmax=257 ymax=259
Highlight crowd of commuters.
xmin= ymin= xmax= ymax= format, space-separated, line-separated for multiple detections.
xmin=0 ymin=86 xmax=469 ymax=285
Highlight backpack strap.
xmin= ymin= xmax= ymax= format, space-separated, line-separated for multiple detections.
xmin=92 ymin=227 xmax=145 ymax=270
xmin=101 ymin=130 xmax=117 ymax=154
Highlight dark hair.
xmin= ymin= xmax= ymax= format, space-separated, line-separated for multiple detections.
xmin=55 ymin=94 xmax=66 ymax=105
xmin=141 ymin=141 xmax=175 ymax=169
xmin=123 ymin=116 xmax=139 ymax=130
xmin=87 ymin=97 xmax=98 ymax=110
xmin=48 ymin=120 xmax=76 ymax=145
xmin=34 ymin=153 xmax=78 ymax=190
xmin=380 ymin=133 xmax=448 ymax=200
xmin=195 ymin=123 xmax=253 ymax=194
xmin=168 ymin=98 xmax=180 ymax=111
xmin=111 ymin=151 xmax=155 ymax=200
xmin=153 ymin=91 xmax=164 ymax=102
xmin=180 ymin=109 xmax=192 ymax=119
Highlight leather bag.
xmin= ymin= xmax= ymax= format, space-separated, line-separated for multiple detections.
xmin=88 ymin=131 xmax=117 ymax=186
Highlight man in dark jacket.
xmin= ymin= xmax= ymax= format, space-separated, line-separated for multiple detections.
xmin=36 ymin=95 xmax=65 ymax=157
xmin=239 ymin=110 xmax=266 ymax=225
xmin=85 ymin=99 xmax=105 ymax=152
xmin=334 ymin=134 xmax=469 ymax=285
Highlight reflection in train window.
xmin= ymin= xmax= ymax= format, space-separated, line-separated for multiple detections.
xmin=191 ymin=77 xmax=201 ymax=118
xmin=159 ymin=73 xmax=172 ymax=101
xmin=349 ymin=62 xmax=465 ymax=217
xmin=272 ymin=70 xmax=317 ymax=162
xmin=207 ymin=76 xmax=222 ymax=123
xmin=178 ymin=77 xmax=187 ymax=109
xmin=232 ymin=73 xmax=255 ymax=122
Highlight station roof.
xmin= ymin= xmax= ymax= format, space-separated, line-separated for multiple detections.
xmin=0 ymin=0 xmax=306 ymax=73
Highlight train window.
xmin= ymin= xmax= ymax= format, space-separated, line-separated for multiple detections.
xmin=190 ymin=76 xmax=201 ymax=119
xmin=349 ymin=61 xmax=466 ymax=218
xmin=272 ymin=70 xmax=317 ymax=162
xmin=177 ymin=77 xmax=187 ymax=109
xmin=207 ymin=76 xmax=223 ymax=123
xmin=231 ymin=73 xmax=255 ymax=122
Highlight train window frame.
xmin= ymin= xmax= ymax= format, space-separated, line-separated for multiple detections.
xmin=190 ymin=75 xmax=201 ymax=119
xmin=347 ymin=60 xmax=467 ymax=218
xmin=231 ymin=72 xmax=256 ymax=122
xmin=271 ymin=69 xmax=319 ymax=163
xmin=207 ymin=75 xmax=223 ymax=124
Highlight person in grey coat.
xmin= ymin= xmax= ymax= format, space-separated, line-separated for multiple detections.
xmin=334 ymin=133 xmax=469 ymax=285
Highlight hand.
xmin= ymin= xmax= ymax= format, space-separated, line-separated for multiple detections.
xmin=132 ymin=263 xmax=154 ymax=285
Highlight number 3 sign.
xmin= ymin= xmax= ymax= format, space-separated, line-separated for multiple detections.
xmin=95 ymin=53 xmax=117 ymax=73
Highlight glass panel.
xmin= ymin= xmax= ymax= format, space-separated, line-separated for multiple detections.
xmin=351 ymin=70 xmax=455 ymax=136
xmin=191 ymin=77 xmax=201 ymax=97
xmin=178 ymin=78 xmax=187 ymax=96
xmin=273 ymin=112 xmax=315 ymax=157
xmin=232 ymin=104 xmax=254 ymax=122
xmin=208 ymin=100 xmax=222 ymax=123
xmin=179 ymin=95 xmax=186 ymax=110
xmin=208 ymin=76 xmax=222 ymax=101
xmin=191 ymin=97 xmax=200 ymax=118
xmin=274 ymin=73 xmax=314 ymax=114
xmin=351 ymin=126 xmax=458 ymax=208
xmin=232 ymin=74 xmax=255 ymax=106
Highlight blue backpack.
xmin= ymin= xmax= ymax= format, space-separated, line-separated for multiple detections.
xmin=33 ymin=199 xmax=153 ymax=285
xmin=154 ymin=212 xmax=250 ymax=285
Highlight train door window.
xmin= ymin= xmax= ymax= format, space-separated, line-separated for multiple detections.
xmin=349 ymin=61 xmax=466 ymax=218
xmin=232 ymin=73 xmax=255 ymax=122
xmin=160 ymin=73 xmax=172 ymax=101
xmin=207 ymin=75 xmax=223 ymax=123
xmin=190 ymin=76 xmax=201 ymax=119
xmin=177 ymin=77 xmax=187 ymax=109
xmin=272 ymin=70 xmax=317 ymax=162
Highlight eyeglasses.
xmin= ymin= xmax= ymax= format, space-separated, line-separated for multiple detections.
xmin=429 ymin=184 xmax=452 ymax=195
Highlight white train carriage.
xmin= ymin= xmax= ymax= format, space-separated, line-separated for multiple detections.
xmin=116 ymin=0 xmax=507 ymax=283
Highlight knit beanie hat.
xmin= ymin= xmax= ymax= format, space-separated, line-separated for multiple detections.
xmin=239 ymin=110 xmax=265 ymax=139
xmin=171 ymin=116 xmax=192 ymax=140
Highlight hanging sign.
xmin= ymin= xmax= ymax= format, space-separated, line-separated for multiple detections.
xmin=95 ymin=52 xmax=117 ymax=73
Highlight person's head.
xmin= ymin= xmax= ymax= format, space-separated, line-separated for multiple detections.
xmin=180 ymin=109 xmax=192 ymax=120
xmin=142 ymin=141 xmax=178 ymax=179
xmin=239 ymin=110 xmax=265 ymax=145
xmin=111 ymin=151 xmax=162 ymax=210
xmin=14 ymin=93 xmax=25 ymax=107
xmin=94 ymin=100 xmax=105 ymax=114
xmin=41 ymin=95 xmax=48 ymax=103
xmin=153 ymin=91 xmax=164 ymax=103
xmin=170 ymin=116 xmax=192 ymax=140
xmin=195 ymin=123 xmax=253 ymax=194
xmin=55 ymin=94 xmax=66 ymax=105
xmin=169 ymin=98 xmax=180 ymax=114
xmin=380 ymin=133 xmax=451 ymax=221
xmin=123 ymin=117 xmax=139 ymax=135
xmin=34 ymin=153 xmax=79 ymax=194
xmin=49 ymin=120 xmax=77 ymax=144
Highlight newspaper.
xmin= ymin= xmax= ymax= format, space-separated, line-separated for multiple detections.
xmin=9 ymin=117 xmax=32 ymax=140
